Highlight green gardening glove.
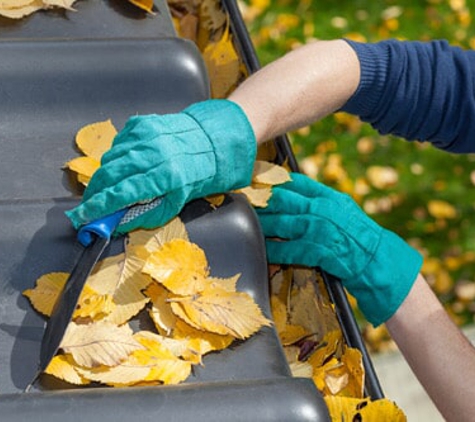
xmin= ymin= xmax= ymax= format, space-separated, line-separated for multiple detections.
xmin=256 ymin=172 xmax=423 ymax=326
xmin=66 ymin=100 xmax=257 ymax=234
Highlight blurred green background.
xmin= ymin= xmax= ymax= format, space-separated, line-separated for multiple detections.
xmin=240 ymin=0 xmax=475 ymax=345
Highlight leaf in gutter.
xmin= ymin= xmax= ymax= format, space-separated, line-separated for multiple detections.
xmin=60 ymin=322 xmax=144 ymax=368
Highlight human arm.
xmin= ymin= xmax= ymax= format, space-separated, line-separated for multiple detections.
xmin=387 ymin=274 xmax=475 ymax=421
xmin=228 ymin=39 xmax=360 ymax=144
xmin=230 ymin=38 xmax=475 ymax=152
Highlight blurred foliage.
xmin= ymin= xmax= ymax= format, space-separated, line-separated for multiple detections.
xmin=239 ymin=0 xmax=475 ymax=348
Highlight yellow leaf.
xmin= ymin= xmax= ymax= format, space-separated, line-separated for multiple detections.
xmin=143 ymin=238 xmax=210 ymax=295
xmin=64 ymin=155 xmax=100 ymax=187
xmin=205 ymin=193 xmax=226 ymax=208
xmin=289 ymin=361 xmax=313 ymax=378
xmin=308 ymin=330 xmax=343 ymax=369
xmin=324 ymin=396 xmax=407 ymax=421
xmin=60 ymin=322 xmax=144 ymax=368
xmin=0 ymin=1 xmax=77 ymax=20
xmin=73 ymin=283 xmax=115 ymax=320
xmin=77 ymin=360 xmax=150 ymax=387
xmin=288 ymin=279 xmax=339 ymax=342
xmin=270 ymin=296 xmax=289 ymax=337
xmin=128 ymin=0 xmax=155 ymax=14
xmin=134 ymin=333 xmax=191 ymax=385
xmin=75 ymin=119 xmax=117 ymax=161
xmin=45 ymin=354 xmax=90 ymax=386
xmin=252 ymin=160 xmax=291 ymax=186
xmin=272 ymin=294 xmax=310 ymax=345
xmin=310 ymin=345 xmax=364 ymax=398
xmin=202 ymin=23 xmax=241 ymax=98
xmin=199 ymin=0 xmax=227 ymax=32
xmin=169 ymin=285 xmax=272 ymax=339
xmin=237 ymin=185 xmax=272 ymax=207
xmin=340 ymin=347 xmax=365 ymax=398
xmin=145 ymin=282 xmax=178 ymax=336
xmin=102 ymin=247 xmax=152 ymax=325
xmin=80 ymin=331 xmax=192 ymax=386
xmin=209 ymin=274 xmax=241 ymax=292
xmin=23 ymin=272 xmax=68 ymax=317
xmin=136 ymin=330 xmax=202 ymax=365
xmin=173 ymin=319 xmax=234 ymax=355
xmin=127 ymin=218 xmax=189 ymax=252
xmin=279 ymin=324 xmax=309 ymax=346
xmin=269 ymin=267 xmax=293 ymax=304
xmin=24 ymin=269 xmax=118 ymax=321
xmin=0 ymin=1 xmax=44 ymax=20
xmin=84 ymin=253 xmax=126 ymax=296
xmin=427 ymin=199 xmax=457 ymax=219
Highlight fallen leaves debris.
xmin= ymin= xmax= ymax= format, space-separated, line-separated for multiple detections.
xmin=24 ymin=217 xmax=272 ymax=386
xmin=269 ymin=266 xmax=406 ymax=421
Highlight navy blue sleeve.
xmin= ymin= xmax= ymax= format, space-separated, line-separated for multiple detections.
xmin=340 ymin=39 xmax=475 ymax=153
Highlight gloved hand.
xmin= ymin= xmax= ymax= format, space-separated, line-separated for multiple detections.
xmin=256 ymin=172 xmax=423 ymax=326
xmin=66 ymin=100 xmax=257 ymax=234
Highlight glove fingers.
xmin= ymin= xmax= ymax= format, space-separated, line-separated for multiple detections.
xmin=258 ymin=213 xmax=315 ymax=240
xmin=264 ymin=239 xmax=352 ymax=279
xmin=92 ymin=133 xmax=214 ymax=199
xmin=261 ymin=186 xmax=315 ymax=216
xmin=279 ymin=172 xmax=340 ymax=200
xmin=263 ymin=175 xmax=342 ymax=217
xmin=258 ymin=213 xmax=352 ymax=255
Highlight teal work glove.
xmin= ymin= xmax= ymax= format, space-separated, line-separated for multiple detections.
xmin=66 ymin=100 xmax=257 ymax=234
xmin=256 ymin=172 xmax=423 ymax=326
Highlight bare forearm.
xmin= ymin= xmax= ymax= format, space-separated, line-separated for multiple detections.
xmin=228 ymin=39 xmax=360 ymax=144
xmin=386 ymin=274 xmax=475 ymax=421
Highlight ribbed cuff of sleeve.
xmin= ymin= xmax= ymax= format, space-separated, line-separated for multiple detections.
xmin=340 ymin=39 xmax=392 ymax=120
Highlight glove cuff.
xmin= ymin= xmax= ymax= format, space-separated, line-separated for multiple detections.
xmin=183 ymin=99 xmax=257 ymax=192
xmin=345 ymin=229 xmax=423 ymax=327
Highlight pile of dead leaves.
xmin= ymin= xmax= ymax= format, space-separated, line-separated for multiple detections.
xmin=269 ymin=266 xmax=406 ymax=421
xmin=24 ymin=217 xmax=272 ymax=386
xmin=25 ymin=118 xmax=289 ymax=387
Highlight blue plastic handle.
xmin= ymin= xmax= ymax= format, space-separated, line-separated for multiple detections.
xmin=77 ymin=208 xmax=128 ymax=247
